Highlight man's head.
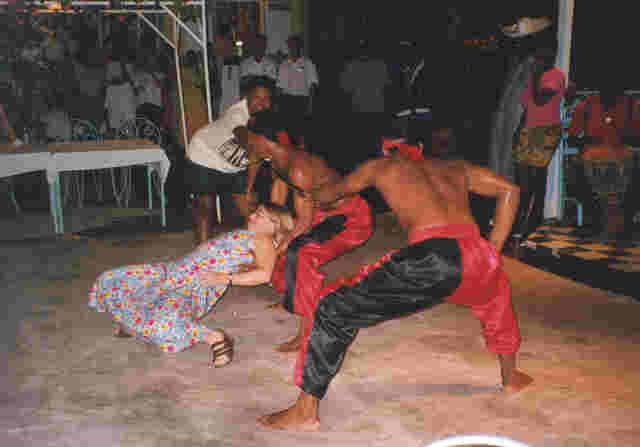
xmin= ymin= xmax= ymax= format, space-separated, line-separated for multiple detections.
xmin=287 ymin=35 xmax=303 ymax=59
xmin=431 ymin=126 xmax=455 ymax=158
xmin=251 ymin=34 xmax=267 ymax=59
xmin=408 ymin=115 xmax=461 ymax=160
xmin=243 ymin=76 xmax=273 ymax=116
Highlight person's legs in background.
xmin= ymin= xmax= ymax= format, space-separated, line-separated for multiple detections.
xmin=193 ymin=193 xmax=215 ymax=244
xmin=570 ymin=161 xmax=602 ymax=235
xmin=513 ymin=163 xmax=534 ymax=239
xmin=526 ymin=164 xmax=549 ymax=237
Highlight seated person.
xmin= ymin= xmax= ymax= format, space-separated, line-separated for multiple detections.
xmin=0 ymin=103 xmax=20 ymax=149
xmin=40 ymin=92 xmax=72 ymax=142
xmin=88 ymin=203 xmax=294 ymax=367
xmin=568 ymin=83 xmax=640 ymax=150
xmin=567 ymin=79 xmax=640 ymax=235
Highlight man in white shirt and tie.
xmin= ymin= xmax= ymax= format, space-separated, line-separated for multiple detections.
xmin=239 ymin=34 xmax=277 ymax=92
xmin=277 ymin=35 xmax=319 ymax=146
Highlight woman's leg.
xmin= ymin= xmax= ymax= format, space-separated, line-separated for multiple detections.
xmin=89 ymin=264 xmax=165 ymax=336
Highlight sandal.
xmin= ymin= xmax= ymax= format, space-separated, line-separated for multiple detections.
xmin=209 ymin=329 xmax=234 ymax=368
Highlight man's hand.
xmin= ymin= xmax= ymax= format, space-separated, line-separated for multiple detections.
xmin=246 ymin=191 xmax=258 ymax=214
xmin=310 ymin=185 xmax=336 ymax=209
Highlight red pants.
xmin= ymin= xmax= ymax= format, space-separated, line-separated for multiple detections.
xmin=270 ymin=194 xmax=373 ymax=318
xmin=295 ymin=223 xmax=521 ymax=399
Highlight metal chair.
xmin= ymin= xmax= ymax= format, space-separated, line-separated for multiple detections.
xmin=0 ymin=177 xmax=20 ymax=214
xmin=113 ymin=116 xmax=165 ymax=208
xmin=560 ymin=97 xmax=585 ymax=227
xmin=61 ymin=119 xmax=100 ymax=209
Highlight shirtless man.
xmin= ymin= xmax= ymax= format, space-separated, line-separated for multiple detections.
xmin=241 ymin=131 xmax=374 ymax=351
xmin=257 ymin=149 xmax=533 ymax=431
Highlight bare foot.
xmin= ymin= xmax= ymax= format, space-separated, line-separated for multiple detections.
xmin=113 ymin=323 xmax=131 ymax=338
xmin=503 ymin=370 xmax=533 ymax=393
xmin=257 ymin=394 xmax=320 ymax=431
xmin=275 ymin=334 xmax=302 ymax=353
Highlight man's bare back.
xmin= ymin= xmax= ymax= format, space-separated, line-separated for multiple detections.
xmin=313 ymin=152 xmax=519 ymax=253
xmin=372 ymin=154 xmax=477 ymax=232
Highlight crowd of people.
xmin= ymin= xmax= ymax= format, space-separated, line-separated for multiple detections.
xmin=0 ymin=14 xmax=171 ymax=146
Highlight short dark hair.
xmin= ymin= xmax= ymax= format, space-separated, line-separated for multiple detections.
xmin=241 ymin=75 xmax=275 ymax=98
xmin=248 ymin=110 xmax=282 ymax=143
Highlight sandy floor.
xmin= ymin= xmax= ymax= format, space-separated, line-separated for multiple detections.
xmin=3 ymin=215 xmax=640 ymax=447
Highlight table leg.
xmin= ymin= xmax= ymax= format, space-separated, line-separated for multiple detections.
xmin=56 ymin=176 xmax=64 ymax=233
xmin=48 ymin=179 xmax=59 ymax=234
xmin=161 ymin=179 xmax=166 ymax=227
xmin=146 ymin=166 xmax=153 ymax=211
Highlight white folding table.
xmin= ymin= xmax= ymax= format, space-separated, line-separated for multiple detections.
xmin=1 ymin=140 xmax=170 ymax=235
xmin=47 ymin=139 xmax=170 ymax=234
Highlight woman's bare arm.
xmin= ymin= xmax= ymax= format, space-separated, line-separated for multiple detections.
xmin=198 ymin=235 xmax=278 ymax=287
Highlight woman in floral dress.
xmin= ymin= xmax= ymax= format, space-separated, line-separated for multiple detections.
xmin=88 ymin=204 xmax=294 ymax=367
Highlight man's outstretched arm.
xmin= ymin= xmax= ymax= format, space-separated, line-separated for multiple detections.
xmin=276 ymin=161 xmax=315 ymax=253
xmin=312 ymin=158 xmax=388 ymax=207
xmin=466 ymin=164 xmax=520 ymax=252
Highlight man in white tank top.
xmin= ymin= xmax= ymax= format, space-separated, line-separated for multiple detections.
xmin=185 ymin=77 xmax=272 ymax=243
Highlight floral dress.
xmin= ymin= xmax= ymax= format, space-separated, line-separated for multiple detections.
xmin=88 ymin=230 xmax=255 ymax=353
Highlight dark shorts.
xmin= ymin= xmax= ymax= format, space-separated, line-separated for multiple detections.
xmin=184 ymin=159 xmax=247 ymax=195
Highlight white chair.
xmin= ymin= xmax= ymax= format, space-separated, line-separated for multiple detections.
xmin=1 ymin=178 xmax=20 ymax=214
xmin=114 ymin=116 xmax=165 ymax=208
xmin=63 ymin=119 xmax=101 ymax=209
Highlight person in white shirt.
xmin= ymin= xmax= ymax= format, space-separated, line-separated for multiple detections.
xmin=40 ymin=92 xmax=72 ymax=142
xmin=239 ymin=34 xmax=277 ymax=90
xmin=185 ymin=77 xmax=272 ymax=243
xmin=131 ymin=57 xmax=166 ymax=127
xmin=276 ymin=35 xmax=318 ymax=145
xmin=104 ymin=76 xmax=137 ymax=134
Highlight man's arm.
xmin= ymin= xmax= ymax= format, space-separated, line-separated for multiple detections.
xmin=270 ymin=177 xmax=288 ymax=206
xmin=245 ymin=151 xmax=260 ymax=197
xmin=312 ymin=158 xmax=387 ymax=207
xmin=232 ymin=125 xmax=259 ymax=201
xmin=232 ymin=125 xmax=249 ymax=148
xmin=466 ymin=164 xmax=520 ymax=252
xmin=278 ymin=162 xmax=315 ymax=252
